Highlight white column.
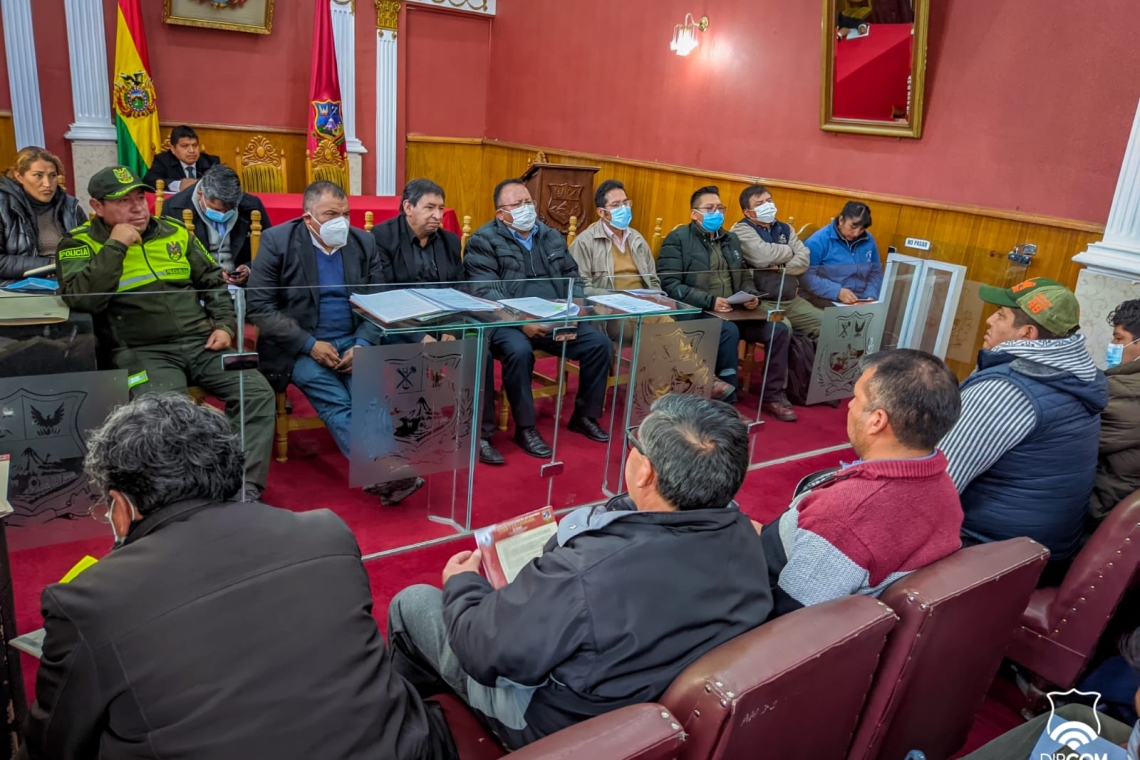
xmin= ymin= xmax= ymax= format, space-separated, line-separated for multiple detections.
xmin=64 ymin=0 xmax=116 ymax=141
xmin=331 ymin=0 xmax=365 ymax=194
xmin=1 ymin=0 xmax=45 ymax=148
xmin=375 ymin=28 xmax=398 ymax=196
xmin=1074 ymin=97 xmax=1140 ymax=280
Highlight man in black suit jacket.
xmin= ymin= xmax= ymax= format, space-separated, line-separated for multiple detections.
xmin=373 ymin=178 xmax=504 ymax=465
xmin=25 ymin=394 xmax=449 ymax=760
xmin=163 ymin=164 xmax=271 ymax=286
xmin=142 ymin=125 xmax=221 ymax=192
xmin=247 ymin=181 xmax=422 ymax=505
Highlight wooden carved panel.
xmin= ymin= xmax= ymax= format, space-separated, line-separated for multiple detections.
xmin=376 ymin=0 xmax=400 ymax=30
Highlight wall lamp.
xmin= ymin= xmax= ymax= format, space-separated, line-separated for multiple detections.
xmin=670 ymin=13 xmax=709 ymax=56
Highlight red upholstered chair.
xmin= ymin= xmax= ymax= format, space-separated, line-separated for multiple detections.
xmin=846 ymin=537 xmax=1050 ymax=760
xmin=659 ymin=595 xmax=898 ymax=760
xmin=430 ymin=695 xmax=686 ymax=760
xmin=1006 ymin=488 xmax=1140 ymax=690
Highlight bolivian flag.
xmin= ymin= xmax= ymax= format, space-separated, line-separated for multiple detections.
xmin=113 ymin=0 xmax=161 ymax=176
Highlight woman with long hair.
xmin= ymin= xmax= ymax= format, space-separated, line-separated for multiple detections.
xmin=0 ymin=146 xmax=84 ymax=282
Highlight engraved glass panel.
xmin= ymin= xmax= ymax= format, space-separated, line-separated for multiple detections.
xmin=806 ymin=302 xmax=888 ymax=405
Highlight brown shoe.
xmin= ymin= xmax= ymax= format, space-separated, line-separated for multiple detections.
xmin=712 ymin=379 xmax=736 ymax=401
xmin=762 ymin=391 xmax=798 ymax=422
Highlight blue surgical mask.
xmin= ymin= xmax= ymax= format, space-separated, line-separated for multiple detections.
xmin=1107 ymin=336 xmax=1140 ymax=368
xmin=608 ymin=205 xmax=632 ymax=231
xmin=204 ymin=206 xmax=235 ymax=224
xmin=700 ymin=210 xmax=724 ymax=232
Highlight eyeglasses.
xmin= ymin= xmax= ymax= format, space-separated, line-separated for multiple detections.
xmin=605 ymin=200 xmax=633 ymax=210
xmin=625 ymin=425 xmax=649 ymax=461
xmin=89 ymin=501 xmax=112 ymax=524
xmin=498 ymin=200 xmax=534 ymax=212
xmin=694 ymin=205 xmax=727 ymax=214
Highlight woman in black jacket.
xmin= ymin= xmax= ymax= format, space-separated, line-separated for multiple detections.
xmin=0 ymin=146 xmax=84 ymax=282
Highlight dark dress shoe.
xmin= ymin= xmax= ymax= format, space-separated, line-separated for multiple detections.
xmin=513 ymin=426 xmax=552 ymax=458
xmin=568 ymin=415 xmax=610 ymax=442
xmin=479 ymin=438 xmax=505 ymax=465
xmin=365 ymin=477 xmax=425 ymax=506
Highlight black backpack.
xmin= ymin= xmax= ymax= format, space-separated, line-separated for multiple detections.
xmin=785 ymin=333 xmax=816 ymax=407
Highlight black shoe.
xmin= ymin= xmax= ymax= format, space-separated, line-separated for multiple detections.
xmin=365 ymin=477 xmax=425 ymax=506
xmin=513 ymin=426 xmax=552 ymax=458
xmin=568 ymin=415 xmax=610 ymax=442
xmin=479 ymin=439 xmax=505 ymax=465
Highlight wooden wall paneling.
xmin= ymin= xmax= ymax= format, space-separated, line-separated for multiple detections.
xmin=0 ymin=113 xmax=16 ymax=174
xmin=159 ymin=122 xmax=307 ymax=194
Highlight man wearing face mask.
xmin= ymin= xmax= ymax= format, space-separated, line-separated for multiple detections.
xmin=658 ymin=186 xmax=796 ymax=421
xmin=164 ymin=165 xmax=272 ymax=287
xmin=730 ymin=184 xmax=820 ymax=338
xmin=464 ymin=178 xmax=613 ymax=458
xmin=247 ymin=182 xmax=424 ymax=505
xmin=938 ymin=278 xmax=1107 ymax=567
xmin=1089 ymin=298 xmax=1140 ymax=524
xmin=24 ymin=394 xmax=448 ymax=760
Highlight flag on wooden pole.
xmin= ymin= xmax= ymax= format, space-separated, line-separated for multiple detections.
xmin=113 ymin=0 xmax=162 ymax=175
xmin=308 ymin=0 xmax=346 ymax=169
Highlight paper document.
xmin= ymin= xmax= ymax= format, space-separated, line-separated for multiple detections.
xmin=9 ymin=628 xmax=44 ymax=659
xmin=0 ymin=455 xmax=12 ymax=517
xmin=587 ymin=294 xmax=671 ymax=314
xmin=499 ymin=298 xmax=580 ymax=319
xmin=623 ymin=288 xmax=667 ymax=297
xmin=725 ymin=291 xmax=757 ymax=305
xmin=831 ymin=299 xmax=879 ymax=307
xmin=408 ymin=288 xmax=499 ymax=313
xmin=474 ymin=508 xmax=559 ymax=589
xmin=351 ymin=290 xmax=445 ymax=323
xmin=0 ymin=292 xmax=69 ymax=325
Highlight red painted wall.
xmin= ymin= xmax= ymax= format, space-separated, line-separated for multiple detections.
xmin=0 ymin=10 xmax=10 ymax=111
xmin=405 ymin=6 xmax=490 ymax=139
xmin=484 ymin=0 xmax=1140 ymax=224
xmin=33 ymin=0 xmax=73 ymax=170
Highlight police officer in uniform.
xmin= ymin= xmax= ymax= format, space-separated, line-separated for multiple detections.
xmin=56 ymin=166 xmax=274 ymax=500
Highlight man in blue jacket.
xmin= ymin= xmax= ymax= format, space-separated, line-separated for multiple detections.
xmin=802 ymin=201 xmax=883 ymax=307
xmin=386 ymin=394 xmax=772 ymax=750
xmin=938 ymin=277 xmax=1108 ymax=567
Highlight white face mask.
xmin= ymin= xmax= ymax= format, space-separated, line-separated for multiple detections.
xmin=109 ymin=497 xmax=139 ymax=550
xmin=312 ymin=215 xmax=350 ymax=249
xmin=753 ymin=201 xmax=777 ymax=224
xmin=507 ymin=203 xmax=537 ymax=233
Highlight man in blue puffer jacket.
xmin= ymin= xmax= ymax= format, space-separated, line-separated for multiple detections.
xmin=802 ymin=201 xmax=883 ymax=307
xmin=939 ymin=277 xmax=1108 ymax=566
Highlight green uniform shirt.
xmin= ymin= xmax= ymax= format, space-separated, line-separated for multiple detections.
xmin=57 ymin=216 xmax=236 ymax=349
xmin=707 ymin=240 xmax=733 ymax=299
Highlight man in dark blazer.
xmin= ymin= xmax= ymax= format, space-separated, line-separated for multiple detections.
xmin=24 ymin=394 xmax=449 ymax=760
xmin=373 ymin=178 xmax=505 ymax=466
xmin=142 ymin=125 xmax=221 ymax=192
xmin=464 ymin=178 xmax=612 ymax=459
xmin=247 ymin=181 xmax=422 ymax=505
xmin=163 ymin=164 xmax=271 ymax=286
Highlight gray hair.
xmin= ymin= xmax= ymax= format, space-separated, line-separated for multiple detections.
xmin=198 ymin=165 xmax=242 ymax=209
xmin=84 ymin=394 xmax=245 ymax=514
xmin=303 ymin=180 xmax=347 ymax=213
xmin=639 ymin=394 xmax=749 ymax=511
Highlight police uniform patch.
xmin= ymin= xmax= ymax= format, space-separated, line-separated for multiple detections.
xmin=58 ymin=247 xmax=90 ymax=260
xmin=113 ymin=167 xmax=133 ymax=184
xmin=167 ymin=241 xmax=183 ymax=260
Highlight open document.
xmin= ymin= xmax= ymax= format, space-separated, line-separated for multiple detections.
xmin=350 ymin=288 xmax=499 ymax=324
xmin=587 ymin=293 xmax=671 ymax=314
xmin=474 ymin=508 xmax=558 ymax=589
xmin=832 ymin=298 xmax=879 ymax=307
xmin=499 ymin=298 xmax=581 ymax=320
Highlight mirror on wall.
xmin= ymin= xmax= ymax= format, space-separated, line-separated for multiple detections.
xmin=820 ymin=0 xmax=929 ymax=138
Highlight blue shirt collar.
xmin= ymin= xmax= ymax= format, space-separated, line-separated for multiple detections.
xmin=508 ymin=225 xmax=535 ymax=251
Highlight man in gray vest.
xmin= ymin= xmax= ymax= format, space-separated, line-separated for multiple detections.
xmin=938 ymin=277 xmax=1107 ymax=566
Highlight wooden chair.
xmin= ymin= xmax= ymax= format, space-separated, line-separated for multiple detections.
xmin=497 ymin=351 xmax=570 ymax=432
xmin=567 ymin=215 xmax=580 ymax=246
xmin=739 ymin=340 xmax=768 ymax=392
xmin=798 ymin=222 xmax=819 ymax=239
xmin=181 ymin=208 xmax=195 ymax=234
xmin=274 ymin=391 xmax=326 ymax=463
xmin=650 ymin=218 xmax=664 ymax=256
xmin=250 ymin=210 xmax=263 ymax=261
xmin=305 ymin=144 xmax=350 ymax=192
xmin=154 ymin=180 xmax=166 ymax=216
xmin=235 ymin=135 xmax=288 ymax=193
xmin=461 ymin=215 xmax=473 ymax=256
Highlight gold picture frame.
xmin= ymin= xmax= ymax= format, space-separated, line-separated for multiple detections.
xmin=163 ymin=0 xmax=276 ymax=36
xmin=820 ymin=0 xmax=929 ymax=139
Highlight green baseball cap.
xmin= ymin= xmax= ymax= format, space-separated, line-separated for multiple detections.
xmin=978 ymin=277 xmax=1081 ymax=336
xmin=88 ymin=166 xmax=151 ymax=200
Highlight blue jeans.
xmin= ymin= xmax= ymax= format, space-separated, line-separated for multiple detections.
xmin=291 ymin=336 xmax=359 ymax=457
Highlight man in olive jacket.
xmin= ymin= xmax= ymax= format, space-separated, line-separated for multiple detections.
xmin=1090 ymin=298 xmax=1140 ymax=522
xmin=56 ymin=166 xmax=273 ymax=498
xmin=657 ymin=185 xmax=795 ymax=420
